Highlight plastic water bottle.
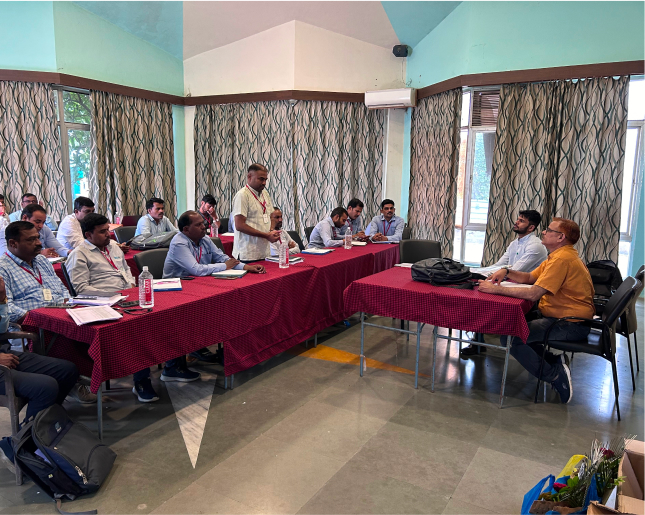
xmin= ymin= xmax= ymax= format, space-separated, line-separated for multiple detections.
xmin=344 ymin=231 xmax=352 ymax=250
xmin=115 ymin=214 xmax=121 ymax=225
xmin=139 ymin=266 xmax=154 ymax=308
xmin=279 ymin=240 xmax=289 ymax=269
xmin=210 ymin=223 xmax=218 ymax=238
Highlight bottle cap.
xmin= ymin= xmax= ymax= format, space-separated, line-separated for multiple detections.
xmin=143 ymin=266 xmax=148 ymax=271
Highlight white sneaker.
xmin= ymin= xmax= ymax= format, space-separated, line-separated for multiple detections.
xmin=68 ymin=384 xmax=97 ymax=404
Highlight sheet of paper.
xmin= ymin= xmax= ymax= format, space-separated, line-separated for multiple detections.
xmin=351 ymin=241 xmax=367 ymax=246
xmin=153 ymin=278 xmax=183 ymax=291
xmin=301 ymin=248 xmax=333 ymax=254
xmin=395 ymin=263 xmax=414 ymax=268
xmin=265 ymin=256 xmax=304 ymax=264
xmin=68 ymin=295 xmax=125 ymax=306
xmin=67 ymin=306 xmax=123 ymax=326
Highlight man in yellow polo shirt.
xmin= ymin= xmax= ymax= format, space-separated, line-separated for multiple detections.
xmin=478 ymin=217 xmax=594 ymax=404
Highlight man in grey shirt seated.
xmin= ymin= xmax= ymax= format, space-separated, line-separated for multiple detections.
xmin=366 ymin=199 xmax=405 ymax=242
xmin=307 ymin=207 xmax=349 ymax=248
xmin=135 ymin=197 xmax=175 ymax=237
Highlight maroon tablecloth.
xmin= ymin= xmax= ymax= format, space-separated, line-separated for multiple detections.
xmin=26 ymin=243 xmax=399 ymax=390
xmin=53 ymin=250 xmax=142 ymax=283
xmin=343 ymin=267 xmax=533 ymax=342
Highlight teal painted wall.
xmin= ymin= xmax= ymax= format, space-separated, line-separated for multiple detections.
xmin=631 ymin=176 xmax=644 ymax=277
xmin=172 ymin=105 xmax=187 ymax=216
xmin=53 ymin=2 xmax=183 ymax=96
xmin=407 ymin=1 xmax=645 ymax=88
xmin=0 ymin=2 xmax=56 ymax=71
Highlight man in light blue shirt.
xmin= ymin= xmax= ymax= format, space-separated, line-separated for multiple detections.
xmin=0 ymin=205 xmax=68 ymax=257
xmin=307 ymin=207 xmax=349 ymax=248
xmin=9 ymin=193 xmax=57 ymax=231
xmin=366 ymin=199 xmax=405 ymax=242
xmin=135 ymin=197 xmax=176 ymax=237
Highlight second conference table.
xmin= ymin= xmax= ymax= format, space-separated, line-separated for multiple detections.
xmin=27 ymin=241 xmax=400 ymax=394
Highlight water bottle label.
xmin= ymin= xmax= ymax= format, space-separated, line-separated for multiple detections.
xmin=144 ymin=279 xmax=152 ymax=302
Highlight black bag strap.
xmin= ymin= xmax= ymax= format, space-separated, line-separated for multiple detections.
xmin=55 ymin=499 xmax=97 ymax=515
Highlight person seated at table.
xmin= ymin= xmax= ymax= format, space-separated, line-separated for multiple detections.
xmin=65 ymin=213 xmax=160 ymax=402
xmin=461 ymin=209 xmax=547 ymax=357
xmin=198 ymin=194 xmax=220 ymax=234
xmin=478 ymin=218 xmax=594 ymax=404
xmin=0 ymin=221 xmax=96 ymax=403
xmin=0 ymin=274 xmax=79 ymax=472
xmin=307 ymin=207 xmax=349 ymax=249
xmin=0 ymin=195 xmax=9 ymax=230
xmin=9 ymin=193 xmax=57 ymax=231
xmin=161 ymin=211 xmax=265 ymax=380
xmin=366 ymin=199 xmax=404 ymax=242
xmin=0 ymin=205 xmax=68 ymax=258
xmin=269 ymin=207 xmax=300 ymax=256
xmin=135 ymin=197 xmax=175 ymax=238
xmin=346 ymin=198 xmax=368 ymax=241
xmin=57 ymin=196 xmax=96 ymax=252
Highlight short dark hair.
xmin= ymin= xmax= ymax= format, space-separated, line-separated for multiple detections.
xmin=146 ymin=197 xmax=165 ymax=211
xmin=0 ymin=194 xmax=4 ymax=202
xmin=80 ymin=213 xmax=109 ymax=237
xmin=347 ymin=198 xmax=364 ymax=209
xmin=273 ymin=206 xmax=281 ymax=212
xmin=74 ymin=196 xmax=95 ymax=211
xmin=178 ymin=211 xmax=199 ymax=232
xmin=201 ymin=194 xmax=216 ymax=207
xmin=5 ymin=221 xmax=35 ymax=243
xmin=21 ymin=193 xmax=36 ymax=202
xmin=330 ymin=207 xmax=348 ymax=219
xmin=518 ymin=210 xmax=542 ymax=230
xmin=248 ymin=163 xmax=268 ymax=174
xmin=381 ymin=199 xmax=395 ymax=209
xmin=21 ymin=204 xmax=47 ymax=219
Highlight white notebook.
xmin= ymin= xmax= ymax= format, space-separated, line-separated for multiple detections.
xmin=67 ymin=306 xmax=123 ymax=326
xmin=500 ymin=282 xmax=533 ymax=289
xmin=302 ymin=248 xmax=333 ymax=255
xmin=153 ymin=278 xmax=183 ymax=291
xmin=351 ymin=241 xmax=367 ymax=246
xmin=212 ymin=269 xmax=247 ymax=279
xmin=68 ymin=295 xmax=125 ymax=306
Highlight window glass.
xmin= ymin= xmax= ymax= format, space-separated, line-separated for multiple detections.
xmin=628 ymin=79 xmax=645 ymax=121
xmin=68 ymin=129 xmax=91 ymax=198
xmin=52 ymin=90 xmax=59 ymax=121
xmin=468 ymin=132 xmax=494 ymax=225
xmin=460 ymin=91 xmax=471 ymax=128
xmin=455 ymin=129 xmax=468 ymax=227
xmin=620 ymin=128 xmax=639 ymax=233
xmin=452 ymin=228 xmax=462 ymax=262
xmin=618 ymin=240 xmax=631 ymax=278
xmin=63 ymin=91 xmax=91 ymax=125
xmin=464 ymin=230 xmax=485 ymax=265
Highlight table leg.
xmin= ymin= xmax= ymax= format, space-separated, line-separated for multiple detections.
xmin=414 ymin=323 xmax=421 ymax=389
xmin=360 ymin=312 xmax=365 ymax=377
xmin=97 ymin=384 xmax=103 ymax=442
xmin=224 ymin=375 xmax=228 ymax=389
xmin=499 ymin=341 xmax=510 ymax=408
xmin=431 ymin=325 xmax=438 ymax=393
xmin=314 ymin=333 xmax=318 ymax=348
xmin=230 ymin=374 xmax=234 ymax=389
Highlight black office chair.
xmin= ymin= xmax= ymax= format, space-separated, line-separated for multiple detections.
xmin=211 ymin=237 xmax=224 ymax=252
xmin=617 ymin=265 xmax=644 ymax=390
xmin=534 ymin=276 xmax=641 ymax=420
xmin=60 ymin=263 xmax=77 ymax=297
xmin=304 ymin=226 xmax=315 ymax=245
xmin=288 ymin=231 xmax=305 ymax=252
xmin=399 ymin=239 xmax=441 ymax=263
xmin=402 ymin=226 xmax=412 ymax=240
xmin=133 ymin=248 xmax=168 ymax=279
xmin=218 ymin=218 xmax=229 ymax=234
xmin=113 ymin=226 xmax=136 ymax=243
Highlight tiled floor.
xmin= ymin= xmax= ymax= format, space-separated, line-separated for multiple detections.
xmin=0 ymin=301 xmax=642 ymax=514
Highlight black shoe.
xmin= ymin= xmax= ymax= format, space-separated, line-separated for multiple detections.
xmin=460 ymin=345 xmax=486 ymax=358
xmin=132 ymin=378 xmax=160 ymax=403
xmin=189 ymin=348 xmax=219 ymax=364
xmin=552 ymin=363 xmax=573 ymax=404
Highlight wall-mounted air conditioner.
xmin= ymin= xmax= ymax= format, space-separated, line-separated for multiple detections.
xmin=364 ymin=88 xmax=416 ymax=109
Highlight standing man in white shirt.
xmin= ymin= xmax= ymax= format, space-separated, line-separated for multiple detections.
xmin=135 ymin=198 xmax=176 ymax=238
xmin=232 ymin=164 xmax=280 ymax=261
xmin=269 ymin=207 xmax=300 ymax=256
xmin=367 ymin=199 xmax=405 ymax=242
xmin=307 ymin=207 xmax=349 ymax=249
xmin=460 ymin=209 xmax=548 ymax=357
xmin=57 ymin=197 xmax=95 ymax=252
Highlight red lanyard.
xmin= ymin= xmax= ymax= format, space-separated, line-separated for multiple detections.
xmin=100 ymin=248 xmax=118 ymax=270
xmin=7 ymin=253 xmax=43 ymax=285
xmin=246 ymin=185 xmax=267 ymax=214
xmin=383 ymin=219 xmax=393 ymax=236
xmin=193 ymin=245 xmax=202 ymax=263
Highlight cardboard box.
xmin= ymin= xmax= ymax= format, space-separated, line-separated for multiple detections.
xmin=588 ymin=440 xmax=644 ymax=515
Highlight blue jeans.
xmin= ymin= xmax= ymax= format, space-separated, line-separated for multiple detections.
xmin=0 ymin=351 xmax=79 ymax=421
xmin=132 ymin=356 xmax=186 ymax=383
xmin=503 ymin=317 xmax=590 ymax=383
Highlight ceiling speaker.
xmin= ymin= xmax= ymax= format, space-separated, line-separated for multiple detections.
xmin=392 ymin=45 xmax=409 ymax=58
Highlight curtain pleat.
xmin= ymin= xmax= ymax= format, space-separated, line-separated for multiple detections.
xmin=408 ymin=89 xmax=462 ymax=257
xmin=0 ymin=81 xmax=66 ymax=220
xmin=89 ymin=91 xmax=177 ymax=222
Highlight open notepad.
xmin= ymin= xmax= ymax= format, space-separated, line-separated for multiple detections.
xmin=153 ymin=278 xmax=182 ymax=291
xmin=301 ymin=248 xmax=334 ymax=255
xmin=67 ymin=306 xmax=123 ymax=326
xmin=265 ymin=256 xmax=304 ymax=264
xmin=212 ymin=269 xmax=247 ymax=279
xmin=68 ymin=294 xmax=125 ymax=306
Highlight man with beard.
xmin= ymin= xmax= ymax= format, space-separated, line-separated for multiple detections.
xmin=307 ymin=207 xmax=349 ymax=248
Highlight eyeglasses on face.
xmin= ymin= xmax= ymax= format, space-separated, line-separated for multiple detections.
xmin=543 ymin=227 xmax=564 ymax=235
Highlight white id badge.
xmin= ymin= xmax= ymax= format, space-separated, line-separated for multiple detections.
xmin=263 ymin=214 xmax=269 ymax=224
xmin=42 ymin=288 xmax=52 ymax=302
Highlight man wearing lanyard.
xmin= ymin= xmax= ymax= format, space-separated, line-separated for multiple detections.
xmin=0 ymin=205 xmax=68 ymax=258
xmin=307 ymin=207 xmax=349 ymax=249
xmin=162 ymin=211 xmax=265 ymax=381
xmin=135 ymin=198 xmax=176 ymax=238
xmin=232 ymin=164 xmax=281 ymax=261
xmin=346 ymin=198 xmax=368 ymax=241
xmin=198 ymin=194 xmax=220 ymax=235
xmin=0 ymin=221 xmax=94 ymax=403
xmin=367 ymin=199 xmax=405 ymax=242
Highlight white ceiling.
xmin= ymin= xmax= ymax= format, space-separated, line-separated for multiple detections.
xmin=183 ymin=1 xmax=401 ymax=60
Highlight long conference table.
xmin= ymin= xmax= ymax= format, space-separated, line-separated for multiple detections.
xmin=28 ymin=241 xmax=400 ymax=395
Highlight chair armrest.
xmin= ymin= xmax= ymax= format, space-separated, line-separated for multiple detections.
xmin=0 ymin=330 xmax=40 ymax=354
xmin=0 ymin=363 xmax=16 ymax=400
xmin=542 ymin=316 xmax=604 ymax=345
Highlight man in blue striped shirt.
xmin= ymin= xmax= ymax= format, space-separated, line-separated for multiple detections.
xmin=366 ymin=199 xmax=405 ymax=242
xmin=0 ymin=205 xmax=68 ymax=258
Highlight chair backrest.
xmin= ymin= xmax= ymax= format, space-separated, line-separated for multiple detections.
xmin=60 ymin=264 xmax=77 ymax=298
xmin=602 ymin=276 xmax=640 ymax=328
xmin=113 ymin=226 xmax=136 ymax=243
xmin=399 ymin=239 xmax=441 ymax=263
xmin=210 ymin=237 xmax=224 ymax=252
xmin=121 ymin=215 xmax=142 ymax=227
xmin=218 ymin=218 xmax=229 ymax=234
xmin=623 ymin=265 xmax=645 ymax=333
xmin=304 ymin=226 xmax=314 ymax=244
xmin=288 ymin=230 xmax=305 ymax=252
xmin=402 ymin=226 xmax=412 ymax=240
xmin=133 ymin=248 xmax=168 ymax=279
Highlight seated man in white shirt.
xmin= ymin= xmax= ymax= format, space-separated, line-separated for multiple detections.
xmin=307 ymin=207 xmax=349 ymax=249
xmin=461 ymin=209 xmax=548 ymax=357
xmin=135 ymin=197 xmax=176 ymax=238
xmin=366 ymin=199 xmax=405 ymax=242
xmin=9 ymin=192 xmax=57 ymax=231
xmin=269 ymin=207 xmax=300 ymax=256
xmin=0 ymin=205 xmax=68 ymax=258
xmin=57 ymin=196 xmax=96 ymax=252
xmin=66 ymin=213 xmax=160 ymax=403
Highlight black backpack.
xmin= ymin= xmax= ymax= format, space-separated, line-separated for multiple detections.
xmin=12 ymin=404 xmax=116 ymax=514
xmin=130 ymin=230 xmax=178 ymax=250
xmin=411 ymin=258 xmax=474 ymax=288
xmin=587 ymin=259 xmax=623 ymax=315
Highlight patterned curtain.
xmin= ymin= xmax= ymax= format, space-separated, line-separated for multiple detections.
xmin=482 ymin=76 xmax=629 ymax=264
xmin=0 ymin=81 xmax=66 ymax=221
xmin=408 ymin=89 xmax=462 ymax=256
xmin=89 ymin=91 xmax=177 ymax=222
xmin=293 ymin=101 xmax=385 ymax=237
xmin=194 ymin=101 xmax=293 ymax=227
